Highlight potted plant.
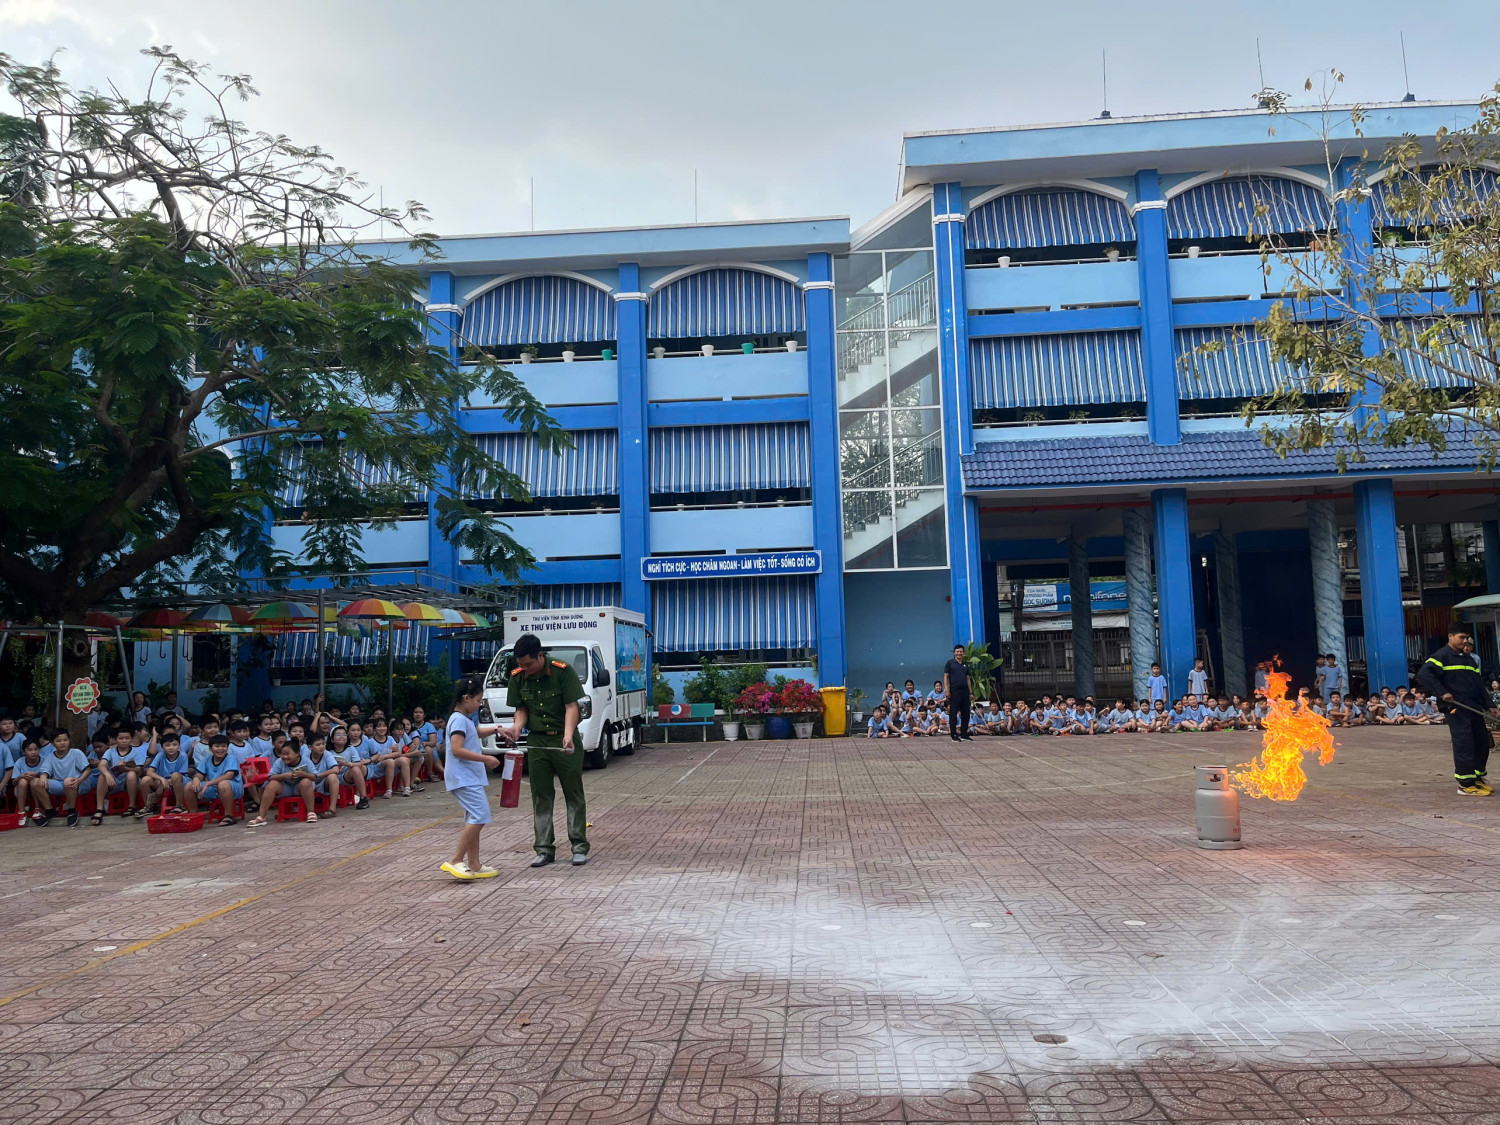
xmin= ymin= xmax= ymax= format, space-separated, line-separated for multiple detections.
xmin=741 ymin=341 xmax=754 ymax=354
xmin=776 ymin=679 xmax=824 ymax=739
xmin=784 ymin=338 xmax=798 ymax=353
xmin=700 ymin=343 xmax=715 ymax=357
xmin=561 ymin=344 xmax=577 ymax=362
xmin=1105 ymin=246 xmax=1121 ymax=262
xmin=519 ymin=343 xmax=539 ymax=364
xmin=601 ymin=347 xmax=614 ymax=360
xmin=998 ymin=254 xmax=1012 ymax=268
xmin=653 ymin=345 xmax=667 ymax=359
xmin=847 ymin=687 xmax=868 ymax=724
xmin=734 ymin=682 xmax=776 ymax=740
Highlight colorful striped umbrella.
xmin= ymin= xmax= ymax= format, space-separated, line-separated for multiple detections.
xmin=84 ymin=611 xmax=125 ymax=630
xmin=184 ymin=603 xmax=244 ymax=631
xmin=399 ymin=601 xmax=446 ymax=624
xmin=437 ymin=608 xmax=472 ymax=628
xmin=339 ymin=598 xmax=405 ymax=620
xmin=129 ymin=608 xmax=187 ymax=631
xmin=250 ymin=600 xmax=318 ymax=626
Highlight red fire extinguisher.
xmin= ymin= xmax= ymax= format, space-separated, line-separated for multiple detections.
xmin=499 ymin=747 xmax=525 ymax=808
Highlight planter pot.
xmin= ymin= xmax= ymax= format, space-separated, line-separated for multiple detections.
xmin=852 ymin=711 xmax=864 ymax=723
xmin=518 ymin=352 xmax=533 ymax=364
xmin=701 ymin=344 xmax=715 ymax=357
xmin=601 ymin=348 xmax=614 ymax=360
xmin=743 ymin=722 xmax=765 ymax=740
xmin=741 ymin=342 xmax=754 ymax=354
xmin=998 ymin=255 xmax=1012 ymax=268
xmin=722 ymin=721 xmax=740 ymax=742
xmin=562 ymin=350 xmax=576 ymax=362
xmin=1106 ymin=249 xmax=1121 ymax=262
xmin=765 ymin=715 xmax=793 ymax=740
xmin=1187 ymin=245 xmax=1201 ymax=259
xmin=793 ymin=721 xmax=814 ymax=739
xmin=653 ymin=346 xmax=666 ymax=359
xmin=785 ymin=339 xmax=799 ymax=353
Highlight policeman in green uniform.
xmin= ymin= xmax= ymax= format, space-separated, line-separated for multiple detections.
xmin=502 ymin=633 xmax=590 ymax=866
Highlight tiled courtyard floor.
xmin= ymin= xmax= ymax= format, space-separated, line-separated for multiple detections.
xmin=4 ymin=726 xmax=1500 ymax=1123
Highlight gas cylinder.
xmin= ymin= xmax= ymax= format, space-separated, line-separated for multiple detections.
xmin=499 ymin=748 xmax=525 ymax=808
xmin=1195 ymin=765 xmax=1242 ymax=850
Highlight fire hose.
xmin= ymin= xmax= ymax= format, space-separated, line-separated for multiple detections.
xmin=1442 ymin=697 xmax=1500 ymax=733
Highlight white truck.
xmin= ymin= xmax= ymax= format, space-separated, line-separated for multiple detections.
xmin=481 ymin=606 xmax=649 ymax=769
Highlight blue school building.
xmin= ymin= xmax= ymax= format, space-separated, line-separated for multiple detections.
xmin=224 ymin=98 xmax=1500 ymax=709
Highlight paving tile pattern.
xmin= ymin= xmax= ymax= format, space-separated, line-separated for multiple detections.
xmin=4 ymin=727 xmax=1500 ymax=1123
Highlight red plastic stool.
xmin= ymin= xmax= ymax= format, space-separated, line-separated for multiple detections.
xmin=208 ymin=797 xmax=246 ymax=821
xmin=336 ymin=786 xmax=357 ymax=809
xmin=239 ymin=757 xmax=272 ymax=787
xmin=313 ymin=791 xmax=333 ymax=815
xmin=105 ymin=791 xmax=133 ymax=816
xmin=76 ymin=792 xmax=96 ymax=817
xmin=275 ymin=796 xmax=307 ymax=822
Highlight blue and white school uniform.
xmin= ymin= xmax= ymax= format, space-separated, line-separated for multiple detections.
xmin=245 ymin=735 xmax=275 ymax=759
xmin=1168 ymin=708 xmax=1190 ymax=729
xmin=45 ymin=748 xmax=91 ymax=797
xmin=363 ymin=735 xmax=399 ymax=778
xmin=303 ymin=749 xmax=340 ymax=794
xmin=1187 ymin=669 xmax=1209 ymax=696
xmin=193 ymin=748 xmax=244 ymax=798
xmin=11 ymin=755 xmax=48 ymax=792
xmin=102 ymin=744 xmax=148 ymax=792
xmin=150 ymin=749 xmax=193 ymax=782
xmin=1 ymin=732 xmax=27 ymax=764
xmin=866 ymin=716 xmax=890 ymax=738
xmin=1148 ymin=675 xmax=1168 ymax=703
xmin=1047 ymin=709 xmax=1068 ymax=733
xmin=443 ymin=711 xmax=491 ymax=826
xmin=333 ymin=741 xmax=368 ymax=784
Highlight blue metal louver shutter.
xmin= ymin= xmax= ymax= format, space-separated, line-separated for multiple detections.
xmin=969 ymin=331 xmax=1146 ymax=409
xmin=650 ymin=424 xmax=811 ymax=493
xmin=277 ymin=442 xmax=424 ymax=508
xmin=1394 ymin=317 xmax=1489 ymax=387
xmin=461 ymin=276 xmax=617 ymax=346
xmin=965 ymin=190 xmax=1135 ymax=250
xmin=1174 ymin=327 xmax=1304 ymax=399
xmin=1167 ymin=177 xmax=1332 ymax=240
xmin=272 ymin=624 xmax=431 ymax=668
xmin=471 ymin=431 xmax=619 ymax=498
xmin=648 ymin=269 xmax=805 ymax=338
xmin=651 ymin=577 xmax=816 ymax=652
xmin=1373 ymin=167 xmax=1499 ymax=228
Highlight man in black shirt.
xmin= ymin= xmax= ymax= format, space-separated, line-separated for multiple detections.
xmin=944 ymin=645 xmax=972 ymax=743
xmin=1416 ymin=627 xmax=1495 ymax=795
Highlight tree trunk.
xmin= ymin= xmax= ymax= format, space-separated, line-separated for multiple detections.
xmin=57 ymin=626 xmax=94 ymax=747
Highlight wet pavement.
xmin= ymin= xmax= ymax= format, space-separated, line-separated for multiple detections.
xmin=3 ymin=726 xmax=1500 ymax=1123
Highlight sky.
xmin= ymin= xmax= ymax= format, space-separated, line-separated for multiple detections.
xmin=2 ymin=0 xmax=1497 ymax=236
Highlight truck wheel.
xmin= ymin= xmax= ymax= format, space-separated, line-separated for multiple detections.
xmin=615 ymin=719 xmax=637 ymax=756
xmin=585 ymin=728 xmax=611 ymax=770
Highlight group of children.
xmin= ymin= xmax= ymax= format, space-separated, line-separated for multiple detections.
xmin=865 ymin=663 xmax=1447 ymax=739
xmin=0 ymin=697 xmax=448 ymax=829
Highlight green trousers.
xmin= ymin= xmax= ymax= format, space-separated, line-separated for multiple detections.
xmin=528 ymin=745 xmax=588 ymax=856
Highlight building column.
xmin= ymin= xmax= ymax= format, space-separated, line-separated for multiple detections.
xmin=1355 ymin=478 xmax=1408 ymax=689
xmin=1213 ymin=528 xmax=1247 ymax=698
xmin=424 ymin=270 xmax=462 ymax=675
xmin=1123 ymin=506 xmax=1156 ymax=701
xmin=1068 ymin=535 xmax=1095 ymax=700
xmin=933 ymin=182 xmax=984 ymax=643
xmin=1334 ymin=158 xmax=1382 ymax=418
xmin=615 ymin=264 xmax=650 ymax=628
xmin=805 ymin=252 xmax=847 ymax=687
xmin=1152 ymin=488 xmax=1196 ymax=695
xmin=1306 ymin=499 xmax=1348 ymax=676
xmin=1133 ymin=170 xmax=1180 ymax=446
xmin=1483 ymin=520 xmax=1500 ymax=593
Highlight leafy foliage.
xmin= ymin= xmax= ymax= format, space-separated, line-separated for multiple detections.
xmin=0 ymin=47 xmax=565 ymax=624
xmin=961 ymin=642 xmax=1003 ymax=702
xmin=350 ymin=657 xmax=454 ymax=717
xmin=681 ymin=659 xmax=768 ymax=714
xmin=1181 ymin=74 xmax=1500 ymax=468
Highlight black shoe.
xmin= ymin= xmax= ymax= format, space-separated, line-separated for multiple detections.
xmin=571 ymin=852 xmax=588 ymax=866
xmin=66 ymin=811 xmax=79 ymax=828
xmin=37 ymin=810 xmax=54 ymax=827
xmin=950 ymin=736 xmax=961 ymax=742
xmin=530 ymin=854 xmax=554 ymax=868
xmin=355 ymin=797 xmax=370 ymax=810
xmin=960 ymin=735 xmax=973 ymax=742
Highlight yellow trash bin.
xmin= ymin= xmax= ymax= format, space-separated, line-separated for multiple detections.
xmin=819 ymin=686 xmax=847 ymax=736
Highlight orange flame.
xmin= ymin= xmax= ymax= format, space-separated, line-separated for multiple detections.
xmin=1230 ymin=670 xmax=1336 ymax=801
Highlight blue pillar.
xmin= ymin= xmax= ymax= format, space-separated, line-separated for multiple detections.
xmin=1123 ymin=507 xmax=1157 ymax=701
xmin=933 ymin=182 xmax=984 ymax=643
xmin=1152 ymin=488 xmax=1196 ymax=695
xmin=1068 ymin=535 xmax=1095 ymax=699
xmin=1484 ymin=520 xmax=1500 ymax=593
xmin=1335 ymin=158 xmax=1382 ymax=418
xmin=1134 ymin=171 xmax=1180 ymax=446
xmin=424 ymin=271 xmax=462 ymax=675
xmin=1354 ymin=478 xmax=1408 ymax=689
xmin=805 ymin=253 xmax=847 ymax=687
xmin=615 ymin=263 xmax=651 ymax=627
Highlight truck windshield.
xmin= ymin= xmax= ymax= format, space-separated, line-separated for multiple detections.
xmin=486 ymin=646 xmax=589 ymax=691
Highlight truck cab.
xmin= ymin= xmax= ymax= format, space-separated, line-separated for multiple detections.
xmin=481 ymin=607 xmax=647 ymax=769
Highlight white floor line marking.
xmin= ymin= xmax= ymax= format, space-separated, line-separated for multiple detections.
xmin=676 ymin=746 xmax=722 ymax=784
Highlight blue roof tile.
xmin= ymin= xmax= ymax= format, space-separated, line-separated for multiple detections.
xmin=962 ymin=428 xmax=1489 ymax=490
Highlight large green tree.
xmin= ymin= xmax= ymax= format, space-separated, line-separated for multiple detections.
xmin=0 ymin=50 xmax=566 ymax=698
xmin=1188 ymin=77 xmax=1500 ymax=467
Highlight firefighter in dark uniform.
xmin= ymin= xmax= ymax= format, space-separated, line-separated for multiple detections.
xmin=1416 ymin=626 xmax=1495 ymax=795
xmin=502 ymin=632 xmax=591 ymax=865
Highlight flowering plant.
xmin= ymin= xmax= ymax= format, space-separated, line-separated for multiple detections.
xmin=774 ymin=679 xmax=823 ymax=716
xmin=734 ymin=683 xmax=778 ymax=716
